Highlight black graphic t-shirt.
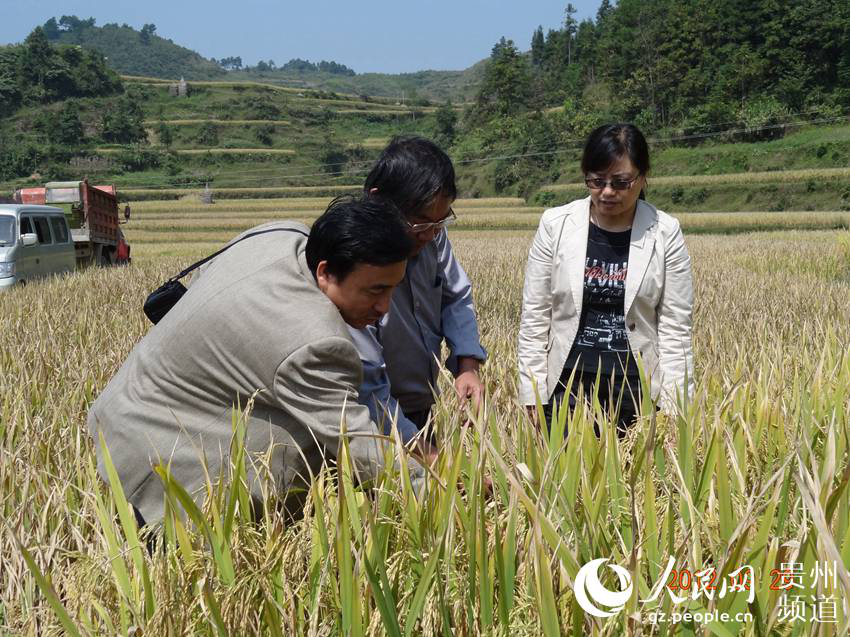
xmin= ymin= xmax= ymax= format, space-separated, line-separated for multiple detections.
xmin=563 ymin=223 xmax=640 ymax=386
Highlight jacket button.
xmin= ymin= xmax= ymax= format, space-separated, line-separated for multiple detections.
xmin=628 ymin=323 xmax=636 ymax=331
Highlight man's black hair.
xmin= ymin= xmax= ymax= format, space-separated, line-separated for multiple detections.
xmin=363 ymin=136 xmax=457 ymax=218
xmin=306 ymin=195 xmax=412 ymax=280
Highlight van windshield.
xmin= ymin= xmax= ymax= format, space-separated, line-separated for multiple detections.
xmin=0 ymin=215 xmax=15 ymax=246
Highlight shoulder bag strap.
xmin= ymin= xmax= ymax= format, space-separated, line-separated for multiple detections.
xmin=169 ymin=227 xmax=308 ymax=282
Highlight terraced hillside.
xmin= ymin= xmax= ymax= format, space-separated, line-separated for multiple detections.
xmin=3 ymin=72 xmax=850 ymax=214
xmin=0 ymin=76 xmax=446 ymax=194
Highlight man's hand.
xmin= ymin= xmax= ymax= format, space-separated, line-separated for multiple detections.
xmin=454 ymin=357 xmax=484 ymax=413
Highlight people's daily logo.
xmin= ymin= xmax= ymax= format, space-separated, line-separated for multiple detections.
xmin=572 ymin=557 xmax=848 ymax=626
xmin=574 ymin=558 xmax=633 ymax=618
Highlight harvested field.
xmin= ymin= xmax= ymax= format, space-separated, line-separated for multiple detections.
xmin=3 ymin=199 xmax=849 ymax=634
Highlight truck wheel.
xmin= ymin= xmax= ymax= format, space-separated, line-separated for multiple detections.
xmin=100 ymin=248 xmax=116 ymax=267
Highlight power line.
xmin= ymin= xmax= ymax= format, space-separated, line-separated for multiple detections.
xmin=112 ymin=113 xmax=850 ymax=188
xmin=149 ymin=102 xmax=850 ymax=180
xmin=3 ymin=110 xmax=849 ymax=191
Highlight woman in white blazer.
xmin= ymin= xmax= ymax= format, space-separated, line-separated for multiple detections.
xmin=518 ymin=124 xmax=694 ymax=433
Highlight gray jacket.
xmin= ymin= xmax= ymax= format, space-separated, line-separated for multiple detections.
xmin=373 ymin=229 xmax=487 ymax=413
xmin=88 ymin=221 xmax=423 ymax=524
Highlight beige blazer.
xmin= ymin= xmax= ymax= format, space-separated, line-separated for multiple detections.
xmin=517 ymin=197 xmax=694 ymax=412
xmin=88 ymin=221 xmax=423 ymax=525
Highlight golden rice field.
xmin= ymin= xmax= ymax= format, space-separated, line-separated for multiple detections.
xmin=347 ymin=138 xmax=391 ymax=150
xmin=129 ymin=196 xmax=526 ymax=212
xmin=1 ymin=204 xmax=850 ymax=635
xmin=121 ymin=197 xmax=850 ymax=245
xmin=121 ymin=185 xmax=363 ymax=200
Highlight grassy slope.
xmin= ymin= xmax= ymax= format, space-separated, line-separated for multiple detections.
xmin=528 ymin=123 xmax=850 ymax=211
xmin=227 ymin=59 xmax=486 ymax=103
xmin=537 ymin=124 xmax=850 ymax=184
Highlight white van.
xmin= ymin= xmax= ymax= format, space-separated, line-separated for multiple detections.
xmin=0 ymin=205 xmax=76 ymax=289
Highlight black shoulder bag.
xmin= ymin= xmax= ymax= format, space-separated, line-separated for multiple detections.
xmin=143 ymin=227 xmax=307 ymax=325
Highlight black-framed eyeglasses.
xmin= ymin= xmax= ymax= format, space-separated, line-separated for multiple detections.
xmin=406 ymin=208 xmax=457 ymax=234
xmin=584 ymin=175 xmax=642 ymax=191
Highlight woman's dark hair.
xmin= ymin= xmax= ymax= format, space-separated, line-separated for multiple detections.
xmin=581 ymin=123 xmax=650 ymax=177
xmin=363 ymin=136 xmax=457 ymax=218
xmin=306 ymin=195 xmax=412 ymax=280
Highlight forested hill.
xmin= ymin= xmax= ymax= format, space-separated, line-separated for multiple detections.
xmin=468 ymin=0 xmax=850 ymax=132
xmin=451 ymin=0 xmax=850 ymax=195
xmin=0 ymin=28 xmax=122 ymax=118
xmin=40 ymin=16 xmax=225 ymax=80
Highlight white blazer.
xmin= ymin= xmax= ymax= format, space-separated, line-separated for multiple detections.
xmin=517 ymin=197 xmax=694 ymax=412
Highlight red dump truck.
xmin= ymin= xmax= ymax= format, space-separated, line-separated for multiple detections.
xmin=14 ymin=180 xmax=131 ymax=267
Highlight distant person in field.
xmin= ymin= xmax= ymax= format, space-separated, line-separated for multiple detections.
xmin=87 ymin=196 xmax=425 ymax=526
xmin=518 ymin=123 xmax=694 ymax=435
xmin=349 ymin=137 xmax=487 ymax=452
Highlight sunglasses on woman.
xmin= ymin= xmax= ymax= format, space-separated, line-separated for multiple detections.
xmin=584 ymin=175 xmax=642 ymax=191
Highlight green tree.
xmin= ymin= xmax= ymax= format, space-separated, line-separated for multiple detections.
xmin=596 ymin=0 xmax=613 ymax=23
xmin=433 ymin=101 xmax=457 ymax=148
xmin=254 ymin=123 xmax=274 ymax=146
xmin=320 ymin=145 xmax=347 ymax=176
xmin=140 ymin=23 xmax=157 ymax=45
xmin=195 ymin=122 xmax=219 ymax=146
xmin=51 ymin=101 xmax=85 ymax=146
xmin=0 ymin=47 xmax=22 ymax=116
xmin=244 ymin=96 xmax=282 ymax=120
xmin=564 ymin=3 xmax=578 ymax=65
xmin=0 ymin=140 xmax=42 ymax=181
xmin=58 ymin=45 xmax=122 ymax=96
xmin=43 ymin=18 xmax=60 ymax=40
xmin=487 ymin=112 xmax=558 ymax=195
xmin=157 ymin=121 xmax=173 ymax=147
xmin=738 ymin=95 xmax=790 ymax=141
xmin=469 ymin=38 xmax=532 ymax=124
xmin=102 ymin=96 xmax=146 ymax=144
xmin=219 ymin=56 xmax=242 ymax=70
xmin=531 ymin=26 xmax=545 ymax=67
xmin=17 ymin=27 xmax=54 ymax=102
xmin=7 ymin=27 xmax=120 ymax=108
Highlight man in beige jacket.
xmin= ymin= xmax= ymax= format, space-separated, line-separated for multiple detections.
xmin=88 ymin=197 xmax=425 ymax=525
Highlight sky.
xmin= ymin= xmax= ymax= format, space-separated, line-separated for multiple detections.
xmin=1 ymin=0 xmax=601 ymax=74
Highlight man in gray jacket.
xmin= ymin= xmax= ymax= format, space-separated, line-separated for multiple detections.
xmin=352 ymin=137 xmax=487 ymax=448
xmin=88 ymin=197 xmax=424 ymax=526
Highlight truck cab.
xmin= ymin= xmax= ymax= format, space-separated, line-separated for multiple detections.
xmin=0 ymin=205 xmax=76 ymax=288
